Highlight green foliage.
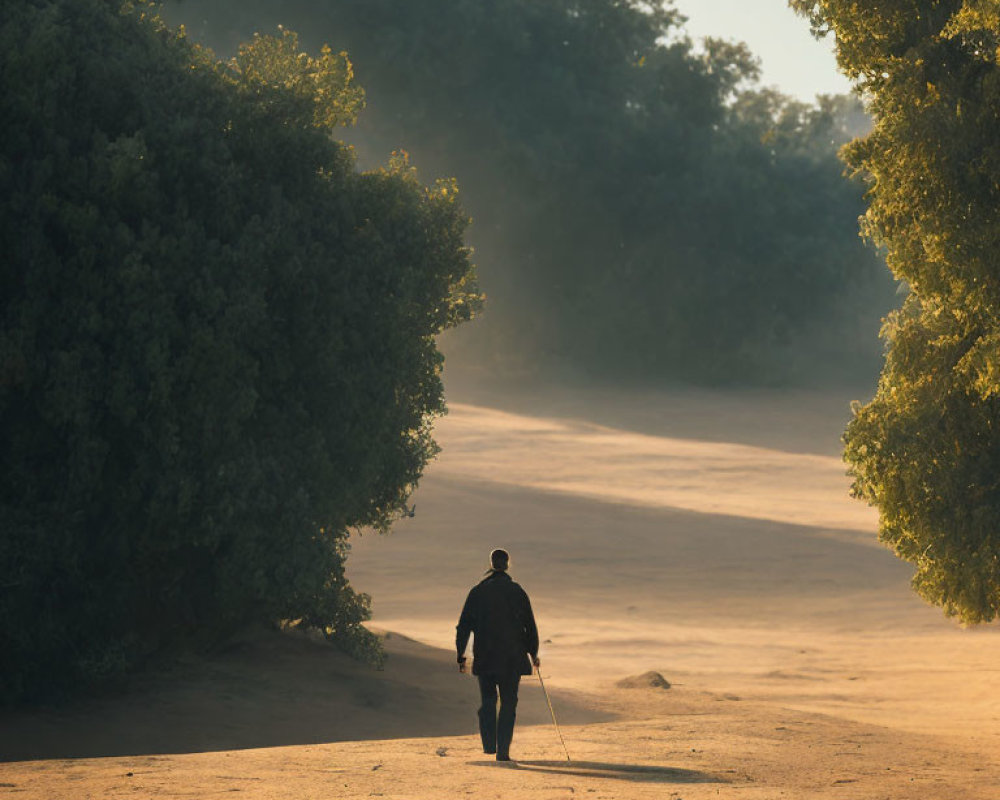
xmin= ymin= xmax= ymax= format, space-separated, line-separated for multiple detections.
xmin=0 ymin=0 xmax=479 ymax=702
xmin=166 ymin=0 xmax=890 ymax=384
xmin=228 ymin=27 xmax=365 ymax=131
xmin=791 ymin=0 xmax=1000 ymax=621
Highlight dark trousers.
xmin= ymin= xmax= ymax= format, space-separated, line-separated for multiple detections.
xmin=477 ymin=672 xmax=521 ymax=757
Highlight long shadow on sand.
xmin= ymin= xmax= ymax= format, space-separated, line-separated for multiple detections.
xmin=0 ymin=630 xmax=610 ymax=763
xmin=469 ymin=759 xmax=723 ymax=783
xmin=443 ymin=377 xmax=856 ymax=457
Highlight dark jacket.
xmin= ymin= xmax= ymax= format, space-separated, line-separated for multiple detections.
xmin=456 ymin=570 xmax=539 ymax=677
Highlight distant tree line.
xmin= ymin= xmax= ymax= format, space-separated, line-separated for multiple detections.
xmin=793 ymin=0 xmax=1000 ymax=623
xmin=0 ymin=0 xmax=479 ymax=703
xmin=167 ymin=0 xmax=893 ymax=384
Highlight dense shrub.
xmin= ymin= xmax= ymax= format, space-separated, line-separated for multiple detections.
xmin=793 ymin=0 xmax=1000 ymax=621
xmin=0 ymin=0 xmax=480 ymax=702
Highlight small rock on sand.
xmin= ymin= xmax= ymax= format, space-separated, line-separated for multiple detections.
xmin=615 ymin=671 xmax=671 ymax=689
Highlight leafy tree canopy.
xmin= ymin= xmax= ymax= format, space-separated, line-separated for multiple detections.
xmin=0 ymin=0 xmax=479 ymax=702
xmin=792 ymin=0 xmax=1000 ymax=622
xmin=167 ymin=0 xmax=891 ymax=384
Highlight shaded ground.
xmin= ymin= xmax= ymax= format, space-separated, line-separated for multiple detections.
xmin=0 ymin=630 xmax=605 ymax=762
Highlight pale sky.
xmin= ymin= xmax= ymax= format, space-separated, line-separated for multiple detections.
xmin=671 ymin=0 xmax=854 ymax=102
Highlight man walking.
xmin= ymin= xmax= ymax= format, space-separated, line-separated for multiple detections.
xmin=456 ymin=548 xmax=540 ymax=761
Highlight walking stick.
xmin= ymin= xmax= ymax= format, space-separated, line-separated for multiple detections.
xmin=536 ymin=665 xmax=571 ymax=762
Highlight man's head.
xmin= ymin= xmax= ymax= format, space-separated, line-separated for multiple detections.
xmin=490 ymin=548 xmax=510 ymax=571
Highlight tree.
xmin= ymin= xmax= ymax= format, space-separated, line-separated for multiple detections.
xmin=791 ymin=0 xmax=1000 ymax=621
xmin=166 ymin=0 xmax=891 ymax=384
xmin=0 ymin=0 xmax=480 ymax=702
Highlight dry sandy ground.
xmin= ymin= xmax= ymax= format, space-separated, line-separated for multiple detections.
xmin=3 ymin=378 xmax=999 ymax=798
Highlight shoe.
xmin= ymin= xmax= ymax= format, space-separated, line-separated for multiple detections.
xmin=483 ymin=749 xmax=496 ymax=755
xmin=496 ymin=754 xmax=511 ymax=762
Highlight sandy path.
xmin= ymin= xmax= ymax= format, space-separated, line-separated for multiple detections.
xmin=348 ymin=389 xmax=1000 ymax=750
xmin=4 ymin=679 xmax=996 ymax=799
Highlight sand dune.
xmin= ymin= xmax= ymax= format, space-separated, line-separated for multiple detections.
xmin=430 ymin=401 xmax=877 ymax=532
xmin=3 ymin=382 xmax=999 ymax=798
